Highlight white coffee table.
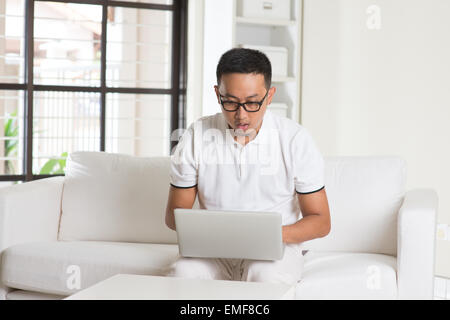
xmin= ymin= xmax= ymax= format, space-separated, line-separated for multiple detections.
xmin=65 ymin=274 xmax=296 ymax=300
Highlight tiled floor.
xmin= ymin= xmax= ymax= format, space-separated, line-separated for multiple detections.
xmin=434 ymin=276 xmax=450 ymax=300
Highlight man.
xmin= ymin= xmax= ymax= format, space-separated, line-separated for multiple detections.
xmin=165 ymin=48 xmax=330 ymax=285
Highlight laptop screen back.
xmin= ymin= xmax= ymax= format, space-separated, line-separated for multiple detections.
xmin=174 ymin=208 xmax=284 ymax=261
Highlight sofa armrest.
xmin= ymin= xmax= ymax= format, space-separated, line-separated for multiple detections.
xmin=397 ymin=188 xmax=438 ymax=300
xmin=0 ymin=176 xmax=64 ymax=252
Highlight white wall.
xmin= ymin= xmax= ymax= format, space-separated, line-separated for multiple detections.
xmin=301 ymin=0 xmax=450 ymax=277
xmin=187 ymin=0 xmax=233 ymax=122
xmin=186 ymin=0 xmax=204 ymax=127
xmin=201 ymin=0 xmax=234 ymax=117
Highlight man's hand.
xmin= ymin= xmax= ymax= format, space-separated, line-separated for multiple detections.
xmin=165 ymin=185 xmax=197 ymax=231
xmin=282 ymin=188 xmax=331 ymax=243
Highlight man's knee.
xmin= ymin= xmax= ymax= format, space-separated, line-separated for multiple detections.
xmin=245 ymin=261 xmax=279 ymax=282
xmin=243 ymin=259 xmax=303 ymax=286
xmin=166 ymin=257 xmax=224 ymax=280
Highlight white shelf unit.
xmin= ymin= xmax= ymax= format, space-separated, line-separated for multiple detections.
xmin=232 ymin=0 xmax=303 ymax=123
xmin=235 ymin=16 xmax=297 ymax=27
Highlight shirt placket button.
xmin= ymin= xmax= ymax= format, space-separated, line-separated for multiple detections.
xmin=234 ymin=144 xmax=240 ymax=178
xmin=239 ymin=147 xmax=245 ymax=178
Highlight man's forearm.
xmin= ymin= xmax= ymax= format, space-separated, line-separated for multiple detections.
xmin=282 ymin=214 xmax=330 ymax=244
xmin=165 ymin=208 xmax=176 ymax=231
xmin=165 ymin=185 xmax=197 ymax=231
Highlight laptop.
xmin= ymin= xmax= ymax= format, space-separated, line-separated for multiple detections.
xmin=174 ymin=208 xmax=284 ymax=261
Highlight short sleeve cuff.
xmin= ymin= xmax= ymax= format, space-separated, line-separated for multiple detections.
xmin=169 ymin=174 xmax=197 ymax=189
xmin=295 ymin=184 xmax=325 ymax=194
xmin=170 ymin=183 xmax=197 ymax=189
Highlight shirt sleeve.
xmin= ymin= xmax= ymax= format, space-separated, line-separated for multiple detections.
xmin=291 ymin=128 xmax=325 ymax=194
xmin=169 ymin=125 xmax=198 ymax=188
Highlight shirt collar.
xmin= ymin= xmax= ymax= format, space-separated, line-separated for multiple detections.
xmin=220 ymin=109 xmax=272 ymax=146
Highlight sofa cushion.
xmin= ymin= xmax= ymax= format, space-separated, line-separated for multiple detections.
xmin=296 ymin=251 xmax=398 ymax=299
xmin=302 ymin=156 xmax=406 ymax=255
xmin=60 ymin=152 xmax=405 ymax=253
xmin=0 ymin=241 xmax=179 ymax=296
xmin=59 ymin=151 xmax=185 ymax=243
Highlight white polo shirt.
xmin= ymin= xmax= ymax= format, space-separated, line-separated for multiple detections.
xmin=170 ymin=109 xmax=325 ymax=226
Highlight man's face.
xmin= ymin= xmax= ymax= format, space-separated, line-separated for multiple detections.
xmin=214 ymin=73 xmax=275 ymax=141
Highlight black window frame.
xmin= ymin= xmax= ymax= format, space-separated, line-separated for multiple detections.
xmin=0 ymin=0 xmax=188 ymax=182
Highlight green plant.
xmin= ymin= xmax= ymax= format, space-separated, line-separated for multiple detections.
xmin=4 ymin=110 xmax=56 ymax=175
xmin=39 ymin=151 xmax=68 ymax=174
xmin=4 ymin=108 xmax=69 ymax=176
xmin=4 ymin=109 xmax=18 ymax=174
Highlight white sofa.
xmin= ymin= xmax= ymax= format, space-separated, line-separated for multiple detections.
xmin=0 ymin=151 xmax=438 ymax=300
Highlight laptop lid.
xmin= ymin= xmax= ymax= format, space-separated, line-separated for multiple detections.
xmin=174 ymin=208 xmax=284 ymax=261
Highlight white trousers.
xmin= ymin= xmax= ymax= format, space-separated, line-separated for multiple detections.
xmin=165 ymin=243 xmax=305 ymax=286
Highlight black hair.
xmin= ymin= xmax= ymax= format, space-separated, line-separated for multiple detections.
xmin=216 ymin=48 xmax=272 ymax=89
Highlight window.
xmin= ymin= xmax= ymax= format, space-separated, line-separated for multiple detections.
xmin=0 ymin=0 xmax=187 ymax=185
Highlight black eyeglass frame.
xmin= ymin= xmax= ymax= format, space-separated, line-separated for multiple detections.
xmin=219 ymin=90 xmax=269 ymax=112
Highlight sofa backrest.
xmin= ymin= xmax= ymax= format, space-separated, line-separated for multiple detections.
xmin=302 ymin=156 xmax=406 ymax=256
xmin=58 ymin=151 xmax=193 ymax=244
xmin=59 ymin=152 xmax=406 ymax=254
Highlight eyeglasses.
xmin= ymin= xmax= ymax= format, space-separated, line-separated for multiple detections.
xmin=219 ymin=90 xmax=269 ymax=112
